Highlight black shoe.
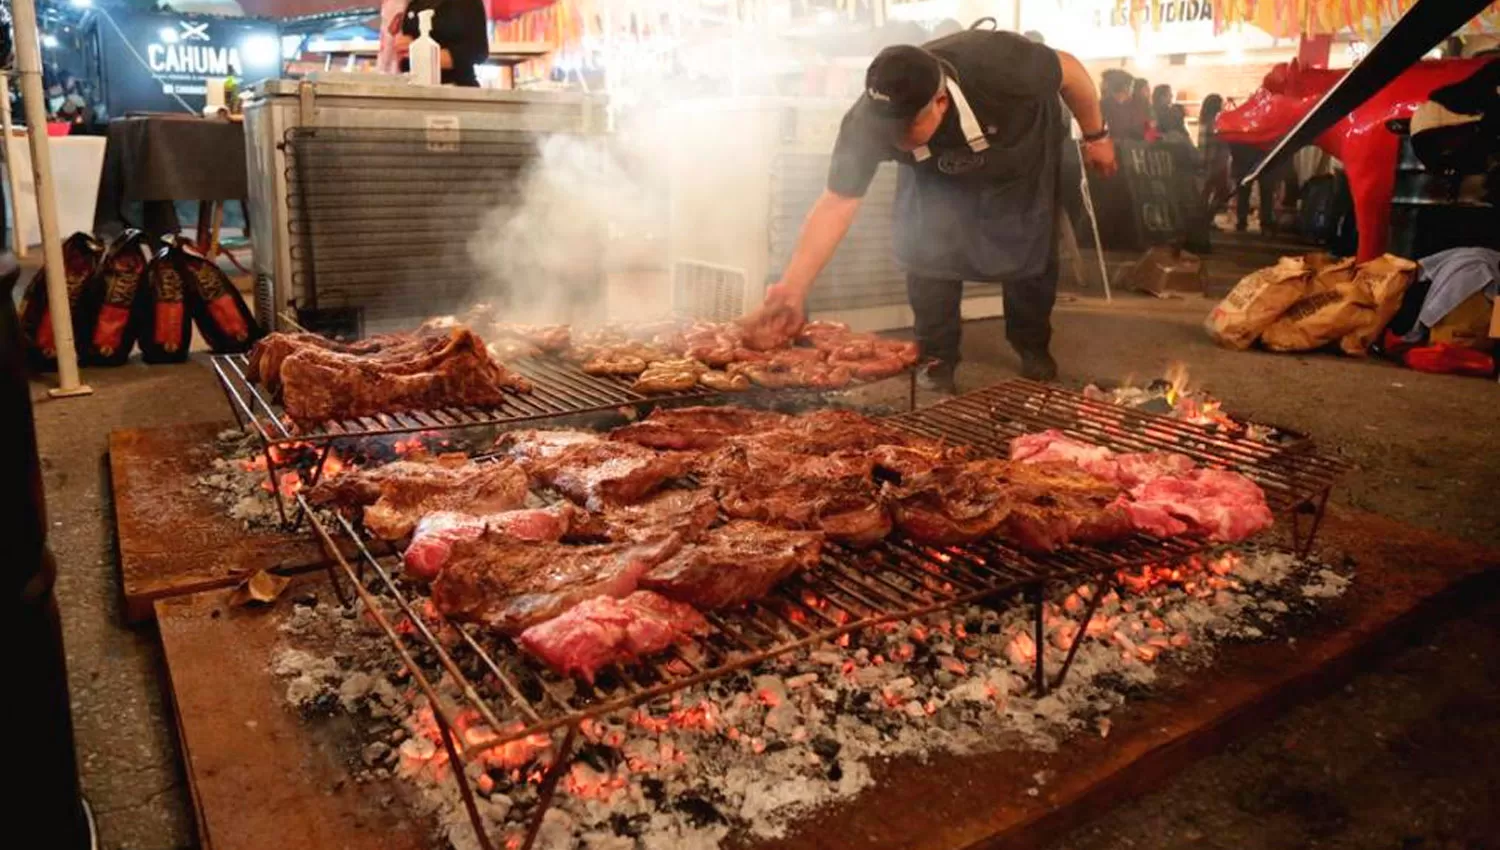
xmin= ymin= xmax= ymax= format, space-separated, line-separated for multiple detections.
xmin=917 ymin=361 xmax=958 ymax=394
xmin=1019 ymin=350 xmax=1058 ymax=382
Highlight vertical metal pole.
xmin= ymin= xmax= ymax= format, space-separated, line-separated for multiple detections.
xmin=0 ymin=73 xmax=26 ymax=259
xmin=1075 ymin=137 xmax=1112 ymax=301
xmin=12 ymin=0 xmax=91 ymax=396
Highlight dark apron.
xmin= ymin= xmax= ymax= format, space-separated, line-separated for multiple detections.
xmin=893 ymin=75 xmax=1064 ymax=282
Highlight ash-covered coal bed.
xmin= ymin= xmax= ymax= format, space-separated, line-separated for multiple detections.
xmin=271 ymin=546 xmax=1351 ymax=850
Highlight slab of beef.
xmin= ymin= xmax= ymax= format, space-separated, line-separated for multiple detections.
xmin=1009 ymin=430 xmax=1120 ymax=481
xmin=609 ymin=406 xmax=789 ymax=451
xmin=870 ymin=443 xmax=972 ymax=481
xmin=600 ymin=489 xmax=720 ymax=543
xmin=1116 ymin=499 xmax=1190 ymax=538
xmin=360 ymin=461 xmax=531 ymax=541
xmin=886 ymin=465 xmax=1014 ymax=546
xmin=536 ymin=441 xmax=697 ymax=511
xmin=732 ymin=409 xmax=925 ymax=456
xmin=305 ymin=454 xmax=475 ymax=508
xmin=497 ymin=429 xmax=601 ymax=466
xmin=518 ymin=591 xmax=708 ymax=683
xmin=1127 ymin=469 xmax=1273 ymax=542
xmin=966 ymin=459 xmax=1133 ymax=552
xmin=491 ymin=323 xmax=571 ymax=354
xmin=432 ymin=533 xmax=685 ymax=635
xmin=1112 ymin=452 xmax=1197 ymax=488
xmin=248 ymin=329 xmax=452 ymax=391
xmin=279 ymin=329 xmax=531 ymax=426
xmin=641 ymin=521 xmax=823 ymax=610
xmin=706 ymin=445 xmax=891 ymax=546
xmin=402 ymin=504 xmax=587 ymax=581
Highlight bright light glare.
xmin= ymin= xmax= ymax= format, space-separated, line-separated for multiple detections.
xmin=240 ymin=35 xmax=280 ymax=67
xmin=42 ymin=34 xmax=59 ymax=49
xmin=1133 ymin=52 xmax=1157 ymax=69
xmin=159 ymin=27 xmax=178 ymax=44
xmin=815 ymin=9 xmax=837 ymax=25
xmin=70 ymin=0 xmax=92 ymax=7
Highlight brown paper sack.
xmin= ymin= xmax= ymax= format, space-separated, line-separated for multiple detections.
xmin=1260 ymin=280 xmax=1376 ymax=352
xmin=1339 ymin=254 xmax=1419 ymax=356
xmin=1204 ymin=256 xmax=1315 ymax=350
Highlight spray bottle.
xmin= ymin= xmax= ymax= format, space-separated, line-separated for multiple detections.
xmin=408 ymin=9 xmax=441 ymax=86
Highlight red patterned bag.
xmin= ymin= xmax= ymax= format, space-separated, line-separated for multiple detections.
xmin=137 ymin=241 xmax=195 ymax=364
xmin=17 ymin=232 xmax=105 ymax=371
xmin=80 ymin=230 xmax=154 ymax=366
xmin=178 ymin=241 xmax=262 ymax=352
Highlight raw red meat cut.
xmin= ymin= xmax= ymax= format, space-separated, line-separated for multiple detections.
xmin=1112 ymin=452 xmax=1196 ymax=488
xmin=1128 ymin=469 xmax=1273 ymax=542
xmin=431 ymin=533 xmax=686 ymax=635
xmin=640 ymin=521 xmax=823 ymax=609
xmin=1009 ymin=430 xmax=1118 ymax=481
xmin=402 ymin=504 xmax=585 ymax=581
xmin=518 ymin=591 xmax=708 ymax=683
xmin=1115 ymin=499 xmax=1191 ymax=538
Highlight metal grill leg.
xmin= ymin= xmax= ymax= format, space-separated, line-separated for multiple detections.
xmin=1052 ymin=579 xmax=1109 ymax=691
xmin=1031 ymin=584 xmax=1047 ymax=696
xmin=263 ymin=447 xmax=289 ymax=527
xmin=1294 ymin=488 xmax=1333 ymax=559
xmin=289 ymin=442 xmax=336 ymax=531
xmin=521 ymin=723 xmax=578 ymax=850
xmin=435 ymin=708 xmax=497 ymax=850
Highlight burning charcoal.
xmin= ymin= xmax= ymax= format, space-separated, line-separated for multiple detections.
xmin=641 ymin=778 xmax=667 ymax=806
xmin=608 ymin=812 xmax=648 ymax=838
xmin=671 ymin=793 xmax=726 ymax=828
xmin=361 ymin=741 xmax=391 ymax=766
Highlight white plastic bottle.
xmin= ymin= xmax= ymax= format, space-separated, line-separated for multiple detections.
xmin=408 ymin=9 xmax=441 ymax=86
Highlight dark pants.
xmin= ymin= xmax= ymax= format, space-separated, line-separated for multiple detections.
xmin=906 ymin=263 xmax=1058 ymax=366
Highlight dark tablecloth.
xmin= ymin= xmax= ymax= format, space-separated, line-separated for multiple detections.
xmin=93 ymin=116 xmax=248 ymax=238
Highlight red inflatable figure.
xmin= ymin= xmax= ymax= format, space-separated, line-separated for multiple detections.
xmin=1216 ymin=57 xmax=1495 ymax=261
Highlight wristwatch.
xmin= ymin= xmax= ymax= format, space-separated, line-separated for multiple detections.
xmin=1082 ymin=127 xmax=1110 ymax=143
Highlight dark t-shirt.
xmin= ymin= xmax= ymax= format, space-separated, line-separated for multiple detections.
xmin=400 ymin=0 xmax=489 ymax=87
xmin=827 ymin=30 xmax=1063 ymax=198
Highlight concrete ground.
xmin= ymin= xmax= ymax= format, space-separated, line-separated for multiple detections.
xmin=30 ymin=289 xmax=1500 ymax=850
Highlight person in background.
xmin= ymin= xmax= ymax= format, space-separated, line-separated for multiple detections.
xmin=377 ymin=0 xmax=408 ymax=74
xmin=394 ymin=0 xmax=488 ymax=87
xmin=1100 ymin=69 xmax=1141 ymax=140
xmin=1130 ymin=77 xmax=1154 ymax=139
xmin=1199 ymin=94 xmax=1235 ymax=221
xmin=1152 ymin=83 xmax=1189 ymax=144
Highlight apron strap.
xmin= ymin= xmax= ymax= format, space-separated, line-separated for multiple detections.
xmin=912 ymin=76 xmax=990 ymax=162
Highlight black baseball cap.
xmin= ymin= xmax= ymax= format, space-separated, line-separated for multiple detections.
xmin=857 ymin=45 xmax=944 ymax=139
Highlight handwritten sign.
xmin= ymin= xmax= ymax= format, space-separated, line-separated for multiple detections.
xmin=1114 ymin=140 xmax=1211 ymax=253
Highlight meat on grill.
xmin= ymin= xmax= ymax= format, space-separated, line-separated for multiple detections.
xmin=705 ymin=445 xmax=891 ymax=546
xmin=497 ymin=429 xmax=601 ymax=465
xmin=641 ymin=521 xmax=823 ymax=610
xmin=886 ymin=464 xmax=1014 ymax=545
xmin=246 ymin=331 xmax=393 ymax=391
xmin=533 ymin=441 xmax=697 ymax=511
xmin=362 ymin=461 xmax=531 ymax=541
xmin=402 ymin=503 xmax=587 ymax=581
xmin=518 ymin=591 xmax=708 ymax=683
xmin=1127 ymin=468 xmax=1274 ymax=542
xmin=869 ymin=443 xmax=972 ymax=480
xmin=731 ymin=409 xmax=928 ymax=456
xmin=276 ymin=328 xmax=532 ymax=426
xmin=1009 ymin=430 xmax=1119 ymax=481
xmin=491 ymin=323 xmax=571 ymax=354
xmin=609 ymin=406 xmax=789 ymax=451
xmin=600 ymin=489 xmax=720 ymax=543
xmin=966 ymin=459 xmax=1134 ymax=552
xmin=431 ymin=533 xmax=686 ymax=634
xmin=305 ymin=454 xmax=473 ymax=508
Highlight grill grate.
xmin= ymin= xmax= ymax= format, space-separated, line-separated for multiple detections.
xmin=887 ymin=379 xmax=1348 ymax=515
xmin=301 ymin=384 xmax=1345 ymax=849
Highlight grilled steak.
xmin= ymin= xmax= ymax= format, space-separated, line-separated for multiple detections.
xmin=305 ymin=454 xmax=479 ymax=508
xmin=609 ymin=406 xmax=789 ymax=451
xmin=518 ymin=591 xmax=708 ymax=683
xmin=246 ymin=331 xmax=388 ymax=391
xmin=886 ymin=464 xmax=1013 ymax=546
xmin=360 ymin=461 xmax=530 ymax=541
xmin=870 ymin=443 xmax=971 ymax=480
xmin=706 ymin=445 xmax=890 ymax=546
xmin=431 ymin=533 xmax=685 ymax=635
xmin=402 ymin=503 xmax=587 ymax=581
xmin=278 ymin=329 xmax=531 ymax=426
xmin=641 ymin=521 xmax=823 ymax=609
xmin=497 ymin=429 xmax=600 ymax=465
xmin=600 ymin=489 xmax=720 ymax=543
xmin=536 ymin=442 xmax=697 ymax=511
xmin=491 ymin=323 xmax=571 ymax=354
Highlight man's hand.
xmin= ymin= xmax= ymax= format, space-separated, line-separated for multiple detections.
xmin=1082 ymin=137 xmax=1118 ymax=178
xmin=742 ymin=281 xmax=807 ymax=345
xmin=394 ymin=33 xmax=414 ymax=57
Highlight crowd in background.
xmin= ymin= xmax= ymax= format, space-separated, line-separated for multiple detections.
xmin=1099 ymin=67 xmax=1299 ymax=235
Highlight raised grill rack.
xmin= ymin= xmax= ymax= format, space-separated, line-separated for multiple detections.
xmin=211 ymin=350 xmax=917 ymax=525
xmin=298 ymin=379 xmax=1347 ymax=850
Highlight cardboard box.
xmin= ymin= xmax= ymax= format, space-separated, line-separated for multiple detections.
xmin=1124 ymin=246 xmax=1204 ymax=297
xmin=1490 ymin=292 xmax=1500 ymax=339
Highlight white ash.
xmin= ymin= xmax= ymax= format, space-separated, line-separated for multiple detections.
xmin=196 ymin=429 xmax=289 ymax=531
xmin=270 ymin=546 xmax=1350 ymax=850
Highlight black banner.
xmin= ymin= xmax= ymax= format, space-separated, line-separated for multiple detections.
xmin=1087 ymin=140 xmax=1211 ymax=253
xmin=91 ymin=11 xmax=281 ymax=116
